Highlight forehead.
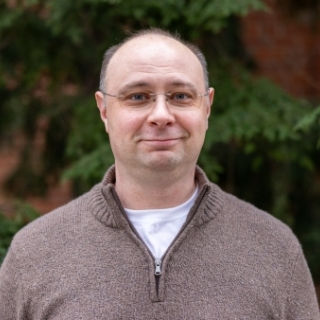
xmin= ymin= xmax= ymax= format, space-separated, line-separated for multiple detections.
xmin=105 ymin=35 xmax=205 ymax=90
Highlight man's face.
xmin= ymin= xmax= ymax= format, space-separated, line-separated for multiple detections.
xmin=95 ymin=35 xmax=214 ymax=176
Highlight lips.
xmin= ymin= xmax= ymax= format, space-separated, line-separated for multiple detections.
xmin=140 ymin=138 xmax=181 ymax=148
xmin=143 ymin=138 xmax=180 ymax=141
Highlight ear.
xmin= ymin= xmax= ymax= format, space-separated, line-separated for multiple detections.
xmin=205 ymin=87 xmax=214 ymax=129
xmin=95 ymin=91 xmax=108 ymax=132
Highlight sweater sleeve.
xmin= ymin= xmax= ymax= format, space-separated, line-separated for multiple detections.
xmin=0 ymin=246 xmax=27 ymax=320
xmin=285 ymin=248 xmax=320 ymax=319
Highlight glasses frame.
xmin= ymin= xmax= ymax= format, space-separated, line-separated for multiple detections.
xmin=99 ymin=88 xmax=210 ymax=110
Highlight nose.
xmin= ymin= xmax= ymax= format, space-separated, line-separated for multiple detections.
xmin=147 ymin=94 xmax=176 ymax=127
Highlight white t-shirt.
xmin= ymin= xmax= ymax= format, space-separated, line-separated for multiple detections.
xmin=124 ymin=187 xmax=198 ymax=259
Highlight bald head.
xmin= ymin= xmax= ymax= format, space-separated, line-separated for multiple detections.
xmin=99 ymin=28 xmax=209 ymax=92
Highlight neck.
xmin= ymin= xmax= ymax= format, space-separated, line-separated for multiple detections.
xmin=114 ymin=165 xmax=197 ymax=210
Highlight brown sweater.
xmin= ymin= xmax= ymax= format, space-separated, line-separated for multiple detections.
xmin=0 ymin=166 xmax=319 ymax=319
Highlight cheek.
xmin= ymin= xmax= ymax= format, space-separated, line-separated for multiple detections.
xmin=180 ymin=114 xmax=208 ymax=135
xmin=108 ymin=112 xmax=145 ymax=138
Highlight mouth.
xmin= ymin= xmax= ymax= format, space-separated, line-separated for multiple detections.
xmin=140 ymin=138 xmax=181 ymax=147
xmin=143 ymin=138 xmax=180 ymax=142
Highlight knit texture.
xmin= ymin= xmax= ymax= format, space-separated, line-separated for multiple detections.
xmin=0 ymin=166 xmax=319 ymax=319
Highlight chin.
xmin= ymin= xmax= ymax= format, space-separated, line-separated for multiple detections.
xmin=142 ymin=156 xmax=186 ymax=172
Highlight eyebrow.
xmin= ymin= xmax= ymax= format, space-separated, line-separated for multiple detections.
xmin=169 ymin=81 xmax=198 ymax=92
xmin=118 ymin=80 xmax=199 ymax=94
xmin=118 ymin=82 xmax=151 ymax=94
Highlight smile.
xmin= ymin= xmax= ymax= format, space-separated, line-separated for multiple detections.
xmin=141 ymin=138 xmax=181 ymax=147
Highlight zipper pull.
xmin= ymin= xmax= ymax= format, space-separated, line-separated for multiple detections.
xmin=154 ymin=258 xmax=162 ymax=276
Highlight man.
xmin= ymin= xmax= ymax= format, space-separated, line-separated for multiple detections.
xmin=0 ymin=28 xmax=319 ymax=319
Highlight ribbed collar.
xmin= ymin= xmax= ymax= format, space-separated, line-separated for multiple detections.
xmin=88 ymin=165 xmax=224 ymax=229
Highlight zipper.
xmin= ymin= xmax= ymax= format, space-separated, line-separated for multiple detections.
xmin=110 ymin=185 xmax=209 ymax=300
xmin=111 ymin=188 xmax=162 ymax=297
xmin=154 ymin=258 xmax=162 ymax=276
xmin=154 ymin=258 xmax=162 ymax=295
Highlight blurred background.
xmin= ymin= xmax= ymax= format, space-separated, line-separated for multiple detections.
xmin=0 ymin=0 xmax=320 ymax=301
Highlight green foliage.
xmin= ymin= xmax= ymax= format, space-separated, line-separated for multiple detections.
xmin=295 ymin=105 xmax=320 ymax=148
xmin=0 ymin=203 xmax=40 ymax=264
xmin=295 ymin=106 xmax=320 ymax=131
xmin=206 ymin=68 xmax=304 ymax=145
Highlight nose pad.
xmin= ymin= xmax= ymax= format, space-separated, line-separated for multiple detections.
xmin=152 ymin=94 xmax=169 ymax=109
xmin=147 ymin=94 xmax=175 ymax=126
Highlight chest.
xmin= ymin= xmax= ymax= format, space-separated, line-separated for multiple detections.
xmin=24 ymin=228 xmax=285 ymax=320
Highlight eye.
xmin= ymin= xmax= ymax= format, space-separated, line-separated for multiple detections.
xmin=169 ymin=91 xmax=193 ymax=102
xmin=174 ymin=93 xmax=187 ymax=100
xmin=127 ymin=93 xmax=150 ymax=101
xmin=120 ymin=91 xmax=152 ymax=108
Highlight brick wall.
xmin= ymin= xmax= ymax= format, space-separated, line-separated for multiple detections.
xmin=241 ymin=0 xmax=320 ymax=100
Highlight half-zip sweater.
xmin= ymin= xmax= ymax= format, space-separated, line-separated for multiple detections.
xmin=0 ymin=166 xmax=319 ymax=319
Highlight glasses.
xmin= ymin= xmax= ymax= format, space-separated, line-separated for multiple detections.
xmin=100 ymin=88 xmax=209 ymax=111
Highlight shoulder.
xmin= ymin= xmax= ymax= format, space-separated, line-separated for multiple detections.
xmin=9 ymin=182 xmax=103 ymax=260
xmin=224 ymin=190 xmax=293 ymax=233
xmin=208 ymin=183 xmax=302 ymax=256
